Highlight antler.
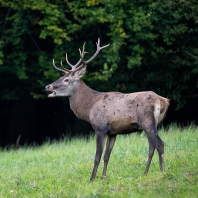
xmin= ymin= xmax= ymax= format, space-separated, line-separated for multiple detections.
xmin=80 ymin=38 xmax=110 ymax=65
xmin=52 ymin=38 xmax=110 ymax=73
xmin=64 ymin=43 xmax=87 ymax=71
xmin=53 ymin=59 xmax=68 ymax=74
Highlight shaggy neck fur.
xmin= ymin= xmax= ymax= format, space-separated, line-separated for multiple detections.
xmin=69 ymin=80 xmax=103 ymax=122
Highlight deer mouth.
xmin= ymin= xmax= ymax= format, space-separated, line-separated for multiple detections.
xmin=48 ymin=91 xmax=56 ymax=97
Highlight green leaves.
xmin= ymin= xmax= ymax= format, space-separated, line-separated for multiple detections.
xmin=0 ymin=0 xmax=198 ymax=109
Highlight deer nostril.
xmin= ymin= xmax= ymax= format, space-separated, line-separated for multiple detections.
xmin=45 ymin=85 xmax=52 ymax=91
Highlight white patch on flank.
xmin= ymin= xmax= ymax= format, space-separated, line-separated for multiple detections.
xmin=158 ymin=107 xmax=167 ymax=125
xmin=154 ymin=103 xmax=161 ymax=125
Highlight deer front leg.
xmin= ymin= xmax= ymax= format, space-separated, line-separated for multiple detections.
xmin=90 ymin=132 xmax=106 ymax=181
xmin=102 ymin=135 xmax=117 ymax=178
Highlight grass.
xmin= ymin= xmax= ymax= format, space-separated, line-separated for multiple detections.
xmin=0 ymin=124 xmax=198 ymax=197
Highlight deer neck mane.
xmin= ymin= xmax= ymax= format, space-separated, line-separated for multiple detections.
xmin=69 ymin=80 xmax=103 ymax=122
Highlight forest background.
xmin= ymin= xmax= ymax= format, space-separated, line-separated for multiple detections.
xmin=0 ymin=0 xmax=198 ymax=146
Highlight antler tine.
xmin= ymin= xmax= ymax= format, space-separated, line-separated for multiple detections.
xmin=52 ymin=59 xmax=68 ymax=73
xmin=65 ymin=43 xmax=86 ymax=71
xmin=70 ymin=41 xmax=88 ymax=73
xmin=83 ymin=38 xmax=110 ymax=65
xmin=60 ymin=61 xmax=71 ymax=72
xmin=65 ymin=53 xmax=78 ymax=71
xmin=79 ymin=41 xmax=88 ymax=64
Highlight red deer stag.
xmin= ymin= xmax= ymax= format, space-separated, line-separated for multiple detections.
xmin=45 ymin=38 xmax=170 ymax=181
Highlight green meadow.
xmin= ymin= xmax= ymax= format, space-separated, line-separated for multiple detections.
xmin=0 ymin=125 xmax=197 ymax=198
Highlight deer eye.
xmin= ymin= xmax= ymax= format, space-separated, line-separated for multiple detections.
xmin=64 ymin=78 xmax=69 ymax=83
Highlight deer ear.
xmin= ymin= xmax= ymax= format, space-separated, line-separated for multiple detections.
xmin=73 ymin=65 xmax=87 ymax=78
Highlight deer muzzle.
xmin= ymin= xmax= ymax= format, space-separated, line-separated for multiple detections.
xmin=45 ymin=84 xmax=56 ymax=97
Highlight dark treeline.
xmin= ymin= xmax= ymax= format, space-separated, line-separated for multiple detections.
xmin=0 ymin=97 xmax=197 ymax=147
xmin=0 ymin=0 xmax=198 ymax=146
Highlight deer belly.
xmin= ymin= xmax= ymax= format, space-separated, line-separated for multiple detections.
xmin=108 ymin=122 xmax=141 ymax=134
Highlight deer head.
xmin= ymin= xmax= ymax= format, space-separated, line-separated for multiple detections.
xmin=45 ymin=38 xmax=110 ymax=97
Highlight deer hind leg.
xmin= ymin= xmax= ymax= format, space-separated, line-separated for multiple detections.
xmin=90 ymin=131 xmax=106 ymax=181
xmin=102 ymin=135 xmax=117 ymax=178
xmin=156 ymin=134 xmax=164 ymax=171
xmin=144 ymin=128 xmax=164 ymax=174
xmin=141 ymin=107 xmax=164 ymax=174
xmin=153 ymin=102 xmax=165 ymax=172
xmin=144 ymin=127 xmax=164 ymax=174
xmin=144 ymin=137 xmax=155 ymax=175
